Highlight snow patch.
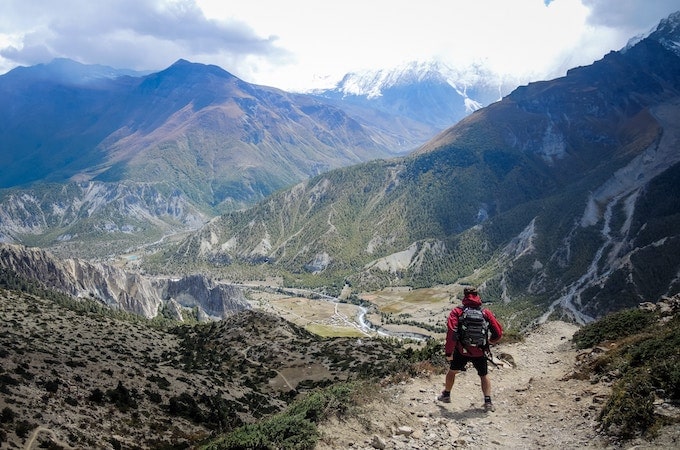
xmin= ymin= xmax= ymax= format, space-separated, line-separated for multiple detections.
xmin=464 ymin=97 xmax=483 ymax=113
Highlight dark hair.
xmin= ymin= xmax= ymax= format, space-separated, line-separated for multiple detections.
xmin=463 ymin=287 xmax=478 ymax=296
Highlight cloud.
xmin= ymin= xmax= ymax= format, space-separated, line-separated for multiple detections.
xmin=0 ymin=0 xmax=289 ymax=73
xmin=1 ymin=0 xmax=678 ymax=91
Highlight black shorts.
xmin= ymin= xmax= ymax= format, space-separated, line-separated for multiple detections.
xmin=449 ymin=350 xmax=488 ymax=376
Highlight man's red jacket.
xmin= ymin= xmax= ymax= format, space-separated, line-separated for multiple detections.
xmin=444 ymin=293 xmax=503 ymax=358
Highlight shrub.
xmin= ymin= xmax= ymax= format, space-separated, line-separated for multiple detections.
xmin=0 ymin=407 xmax=15 ymax=423
xmin=15 ymin=420 xmax=33 ymax=439
xmin=286 ymin=383 xmax=353 ymax=422
xmin=499 ymin=329 xmax=524 ymax=344
xmin=579 ymin=308 xmax=680 ymax=441
xmin=599 ymin=368 xmax=656 ymax=439
xmin=107 ymin=381 xmax=138 ymax=411
xmin=145 ymin=389 xmax=163 ymax=404
xmin=89 ymin=388 xmax=105 ymax=403
xmin=204 ymin=415 xmax=317 ymax=450
xmin=168 ymin=392 xmax=204 ymax=423
xmin=147 ymin=374 xmax=171 ymax=390
xmin=572 ymin=309 xmax=655 ymax=349
xmin=44 ymin=378 xmax=60 ymax=393
xmin=200 ymin=382 xmax=363 ymax=450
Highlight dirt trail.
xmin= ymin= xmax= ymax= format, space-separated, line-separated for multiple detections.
xmin=316 ymin=321 xmax=614 ymax=449
xmin=24 ymin=426 xmax=76 ymax=450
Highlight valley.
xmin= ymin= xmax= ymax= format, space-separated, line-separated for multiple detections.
xmin=237 ymin=282 xmax=453 ymax=340
xmin=1 ymin=8 xmax=680 ymax=450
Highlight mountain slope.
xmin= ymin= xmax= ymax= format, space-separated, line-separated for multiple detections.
xmin=0 ymin=285 xmax=401 ymax=448
xmin=157 ymin=12 xmax=680 ymax=324
xmin=316 ymin=301 xmax=680 ymax=450
xmin=316 ymin=320 xmax=611 ymax=449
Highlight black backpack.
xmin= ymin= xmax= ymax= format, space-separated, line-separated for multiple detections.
xmin=458 ymin=306 xmax=489 ymax=348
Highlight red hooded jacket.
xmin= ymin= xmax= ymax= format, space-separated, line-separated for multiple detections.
xmin=444 ymin=293 xmax=503 ymax=358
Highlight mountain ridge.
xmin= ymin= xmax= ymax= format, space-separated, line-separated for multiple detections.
xmin=0 ymin=57 xmax=455 ymax=256
xmin=0 ymin=285 xmax=403 ymax=448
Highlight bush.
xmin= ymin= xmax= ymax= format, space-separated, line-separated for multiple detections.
xmin=599 ymin=368 xmax=656 ymax=439
xmin=107 ymin=381 xmax=138 ymax=412
xmin=200 ymin=382 xmax=362 ymax=450
xmin=15 ymin=420 xmax=33 ymax=439
xmin=168 ymin=392 xmax=204 ymax=423
xmin=44 ymin=378 xmax=60 ymax=393
xmin=89 ymin=388 xmax=105 ymax=403
xmin=579 ymin=308 xmax=680 ymax=441
xmin=212 ymin=415 xmax=318 ymax=450
xmin=0 ymin=407 xmax=15 ymax=423
xmin=572 ymin=309 xmax=655 ymax=349
xmin=286 ymin=383 xmax=353 ymax=422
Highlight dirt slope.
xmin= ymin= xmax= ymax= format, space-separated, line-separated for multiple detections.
xmin=314 ymin=321 xmax=677 ymax=449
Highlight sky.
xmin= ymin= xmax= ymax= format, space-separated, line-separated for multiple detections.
xmin=0 ymin=0 xmax=679 ymax=92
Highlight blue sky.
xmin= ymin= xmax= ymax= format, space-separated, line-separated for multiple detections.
xmin=1 ymin=0 xmax=678 ymax=91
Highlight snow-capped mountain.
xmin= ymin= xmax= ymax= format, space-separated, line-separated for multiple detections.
xmin=623 ymin=10 xmax=680 ymax=55
xmin=312 ymin=60 xmax=522 ymax=130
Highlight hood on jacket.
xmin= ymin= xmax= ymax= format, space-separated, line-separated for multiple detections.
xmin=462 ymin=293 xmax=482 ymax=308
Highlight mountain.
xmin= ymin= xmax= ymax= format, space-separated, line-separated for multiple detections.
xmin=0 ymin=58 xmax=413 ymax=197
xmin=0 ymin=55 xmax=524 ymax=259
xmin=0 ymin=58 xmax=450 ymax=256
xmin=311 ymin=60 xmax=517 ymax=131
xmin=159 ymin=11 xmax=680 ymax=325
xmin=0 ymin=57 xmax=147 ymax=85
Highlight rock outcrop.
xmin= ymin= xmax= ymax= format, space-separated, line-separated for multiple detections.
xmin=0 ymin=243 xmax=248 ymax=319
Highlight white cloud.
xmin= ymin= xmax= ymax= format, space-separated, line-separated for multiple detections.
xmin=0 ymin=0 xmax=678 ymax=91
xmin=0 ymin=0 xmax=287 ymax=74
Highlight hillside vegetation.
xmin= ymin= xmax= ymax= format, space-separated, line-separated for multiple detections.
xmin=571 ymin=297 xmax=680 ymax=440
xmin=0 ymin=270 xmax=420 ymax=449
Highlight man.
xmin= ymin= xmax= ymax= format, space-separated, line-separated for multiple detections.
xmin=438 ymin=287 xmax=503 ymax=411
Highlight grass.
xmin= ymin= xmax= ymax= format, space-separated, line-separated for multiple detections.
xmin=304 ymin=324 xmax=367 ymax=338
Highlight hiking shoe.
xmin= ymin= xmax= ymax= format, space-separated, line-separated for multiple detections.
xmin=437 ymin=392 xmax=451 ymax=403
xmin=484 ymin=402 xmax=495 ymax=412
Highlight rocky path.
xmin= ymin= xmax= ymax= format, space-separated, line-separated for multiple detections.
xmin=24 ymin=426 xmax=76 ymax=450
xmin=315 ymin=321 xmax=613 ymax=449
